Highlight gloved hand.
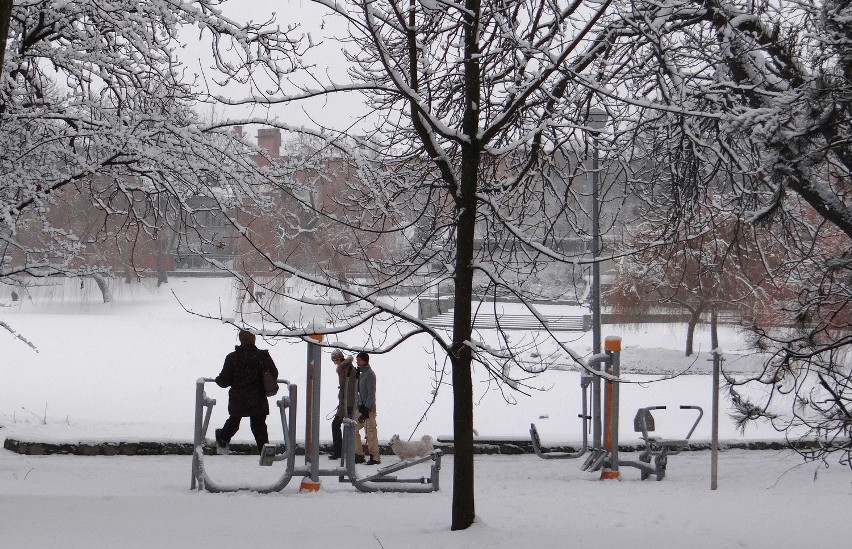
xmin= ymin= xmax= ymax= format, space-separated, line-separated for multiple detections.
xmin=358 ymin=405 xmax=370 ymax=423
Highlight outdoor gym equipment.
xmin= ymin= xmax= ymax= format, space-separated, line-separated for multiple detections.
xmin=190 ymin=338 xmax=442 ymax=493
xmin=530 ymin=373 xmax=594 ymax=460
xmin=529 ymin=341 xmax=614 ymax=470
xmin=530 ymin=336 xmax=703 ymax=481
xmin=629 ymin=405 xmax=703 ymax=480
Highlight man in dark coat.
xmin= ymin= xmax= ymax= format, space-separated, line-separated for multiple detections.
xmin=214 ymin=329 xmax=278 ymax=450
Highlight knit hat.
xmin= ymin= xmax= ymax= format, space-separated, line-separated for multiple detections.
xmin=331 ymin=349 xmax=344 ymax=360
xmin=238 ymin=330 xmax=256 ymax=346
xmin=356 ymin=351 xmax=369 ymax=363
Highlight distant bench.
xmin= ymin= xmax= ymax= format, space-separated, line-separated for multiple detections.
xmin=426 ymin=312 xmax=590 ymax=332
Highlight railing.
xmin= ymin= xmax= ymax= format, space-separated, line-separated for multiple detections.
xmin=426 ymin=312 xmax=590 ymax=332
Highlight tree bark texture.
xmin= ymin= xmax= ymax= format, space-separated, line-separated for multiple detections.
xmin=685 ymin=307 xmax=703 ymax=357
xmin=0 ymin=1 xmax=12 ymax=71
xmin=91 ymin=274 xmax=112 ymax=303
xmin=450 ymin=0 xmax=481 ymax=531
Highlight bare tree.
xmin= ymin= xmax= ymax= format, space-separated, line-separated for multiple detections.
xmin=1 ymin=1 xmax=303 ymax=302
xmin=208 ymin=1 xmax=634 ymax=529
xmin=593 ymin=0 xmax=852 ymax=465
xmin=611 ymin=188 xmax=788 ymax=356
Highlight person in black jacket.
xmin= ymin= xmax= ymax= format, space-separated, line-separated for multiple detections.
xmin=214 ymin=330 xmax=278 ymax=451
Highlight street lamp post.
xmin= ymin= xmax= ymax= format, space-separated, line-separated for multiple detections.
xmin=587 ymin=108 xmax=607 ymax=453
xmin=588 ymin=108 xmax=607 ymax=356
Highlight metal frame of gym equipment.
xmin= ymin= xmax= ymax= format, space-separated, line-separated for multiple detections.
xmin=631 ymin=405 xmax=703 ymax=481
xmin=190 ymin=339 xmax=442 ymax=494
xmin=597 ymin=336 xmax=704 ymax=481
xmin=529 ymin=342 xmax=614 ymax=471
xmin=530 ymin=372 xmax=593 ymax=459
xmin=529 ymin=336 xmax=703 ymax=480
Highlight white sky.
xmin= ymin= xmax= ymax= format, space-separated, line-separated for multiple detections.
xmin=178 ymin=0 xmax=371 ymax=132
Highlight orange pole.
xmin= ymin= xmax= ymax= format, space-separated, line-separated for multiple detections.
xmin=603 ymin=378 xmax=613 ymax=451
xmin=600 ymin=336 xmax=622 ymax=480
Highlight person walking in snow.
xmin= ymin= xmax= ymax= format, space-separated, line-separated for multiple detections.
xmin=328 ymin=348 xmax=357 ymax=460
xmin=353 ymin=351 xmax=381 ymax=465
xmin=214 ymin=329 xmax=278 ymax=451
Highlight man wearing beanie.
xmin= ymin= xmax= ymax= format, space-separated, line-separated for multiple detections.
xmin=328 ymin=348 xmax=356 ymax=461
xmin=213 ymin=329 xmax=278 ymax=452
xmin=353 ymin=351 xmax=381 ymax=465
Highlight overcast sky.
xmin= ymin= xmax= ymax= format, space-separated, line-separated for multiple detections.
xmin=176 ymin=0 xmax=370 ymax=134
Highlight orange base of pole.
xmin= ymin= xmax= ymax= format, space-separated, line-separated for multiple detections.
xmin=599 ymin=469 xmax=621 ymax=480
xmin=299 ymin=477 xmax=322 ymax=492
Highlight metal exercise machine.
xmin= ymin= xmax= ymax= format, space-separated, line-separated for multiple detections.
xmin=530 ymin=372 xmax=597 ymax=463
xmin=190 ymin=338 xmax=442 ymax=494
xmin=529 ymin=339 xmax=616 ymax=471
xmin=530 ymin=336 xmax=703 ymax=481
xmin=630 ymin=405 xmax=703 ymax=480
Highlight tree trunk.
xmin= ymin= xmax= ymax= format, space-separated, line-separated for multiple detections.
xmin=123 ymin=261 xmax=133 ymax=284
xmin=91 ymin=274 xmax=112 ymax=303
xmin=710 ymin=305 xmax=719 ymax=490
xmin=684 ymin=306 xmax=703 ymax=356
xmin=450 ymin=0 xmax=481 ymax=531
xmin=156 ymin=247 xmax=169 ymax=287
xmin=0 ymin=1 xmax=12 ymax=71
xmin=451 ymin=165 xmax=477 ymax=531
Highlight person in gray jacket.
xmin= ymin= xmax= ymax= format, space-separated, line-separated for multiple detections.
xmin=353 ymin=351 xmax=380 ymax=465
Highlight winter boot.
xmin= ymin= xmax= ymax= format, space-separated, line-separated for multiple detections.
xmin=214 ymin=429 xmax=230 ymax=455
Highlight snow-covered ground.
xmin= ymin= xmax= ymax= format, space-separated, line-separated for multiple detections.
xmin=2 ymin=276 xmax=780 ymax=445
xmin=2 ymin=276 xmax=848 ymax=548
xmin=1 ymin=448 xmax=848 ymax=548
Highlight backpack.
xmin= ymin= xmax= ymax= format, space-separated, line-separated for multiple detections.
xmin=259 ymin=351 xmax=278 ymax=397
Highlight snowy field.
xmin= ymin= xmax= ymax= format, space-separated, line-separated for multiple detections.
xmin=2 ymin=276 xmax=781 ymax=445
xmin=2 ymin=276 xmax=849 ymax=548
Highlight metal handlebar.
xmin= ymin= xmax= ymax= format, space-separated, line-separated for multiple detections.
xmin=681 ymin=405 xmax=704 ymax=440
xmin=197 ymin=377 xmax=291 ymax=385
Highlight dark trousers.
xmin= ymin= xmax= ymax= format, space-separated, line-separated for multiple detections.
xmin=220 ymin=415 xmax=269 ymax=448
xmin=331 ymin=407 xmax=353 ymax=456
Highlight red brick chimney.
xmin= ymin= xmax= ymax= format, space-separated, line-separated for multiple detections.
xmin=257 ymin=128 xmax=281 ymax=157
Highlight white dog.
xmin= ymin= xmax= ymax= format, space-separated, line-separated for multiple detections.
xmin=389 ymin=434 xmax=434 ymax=461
